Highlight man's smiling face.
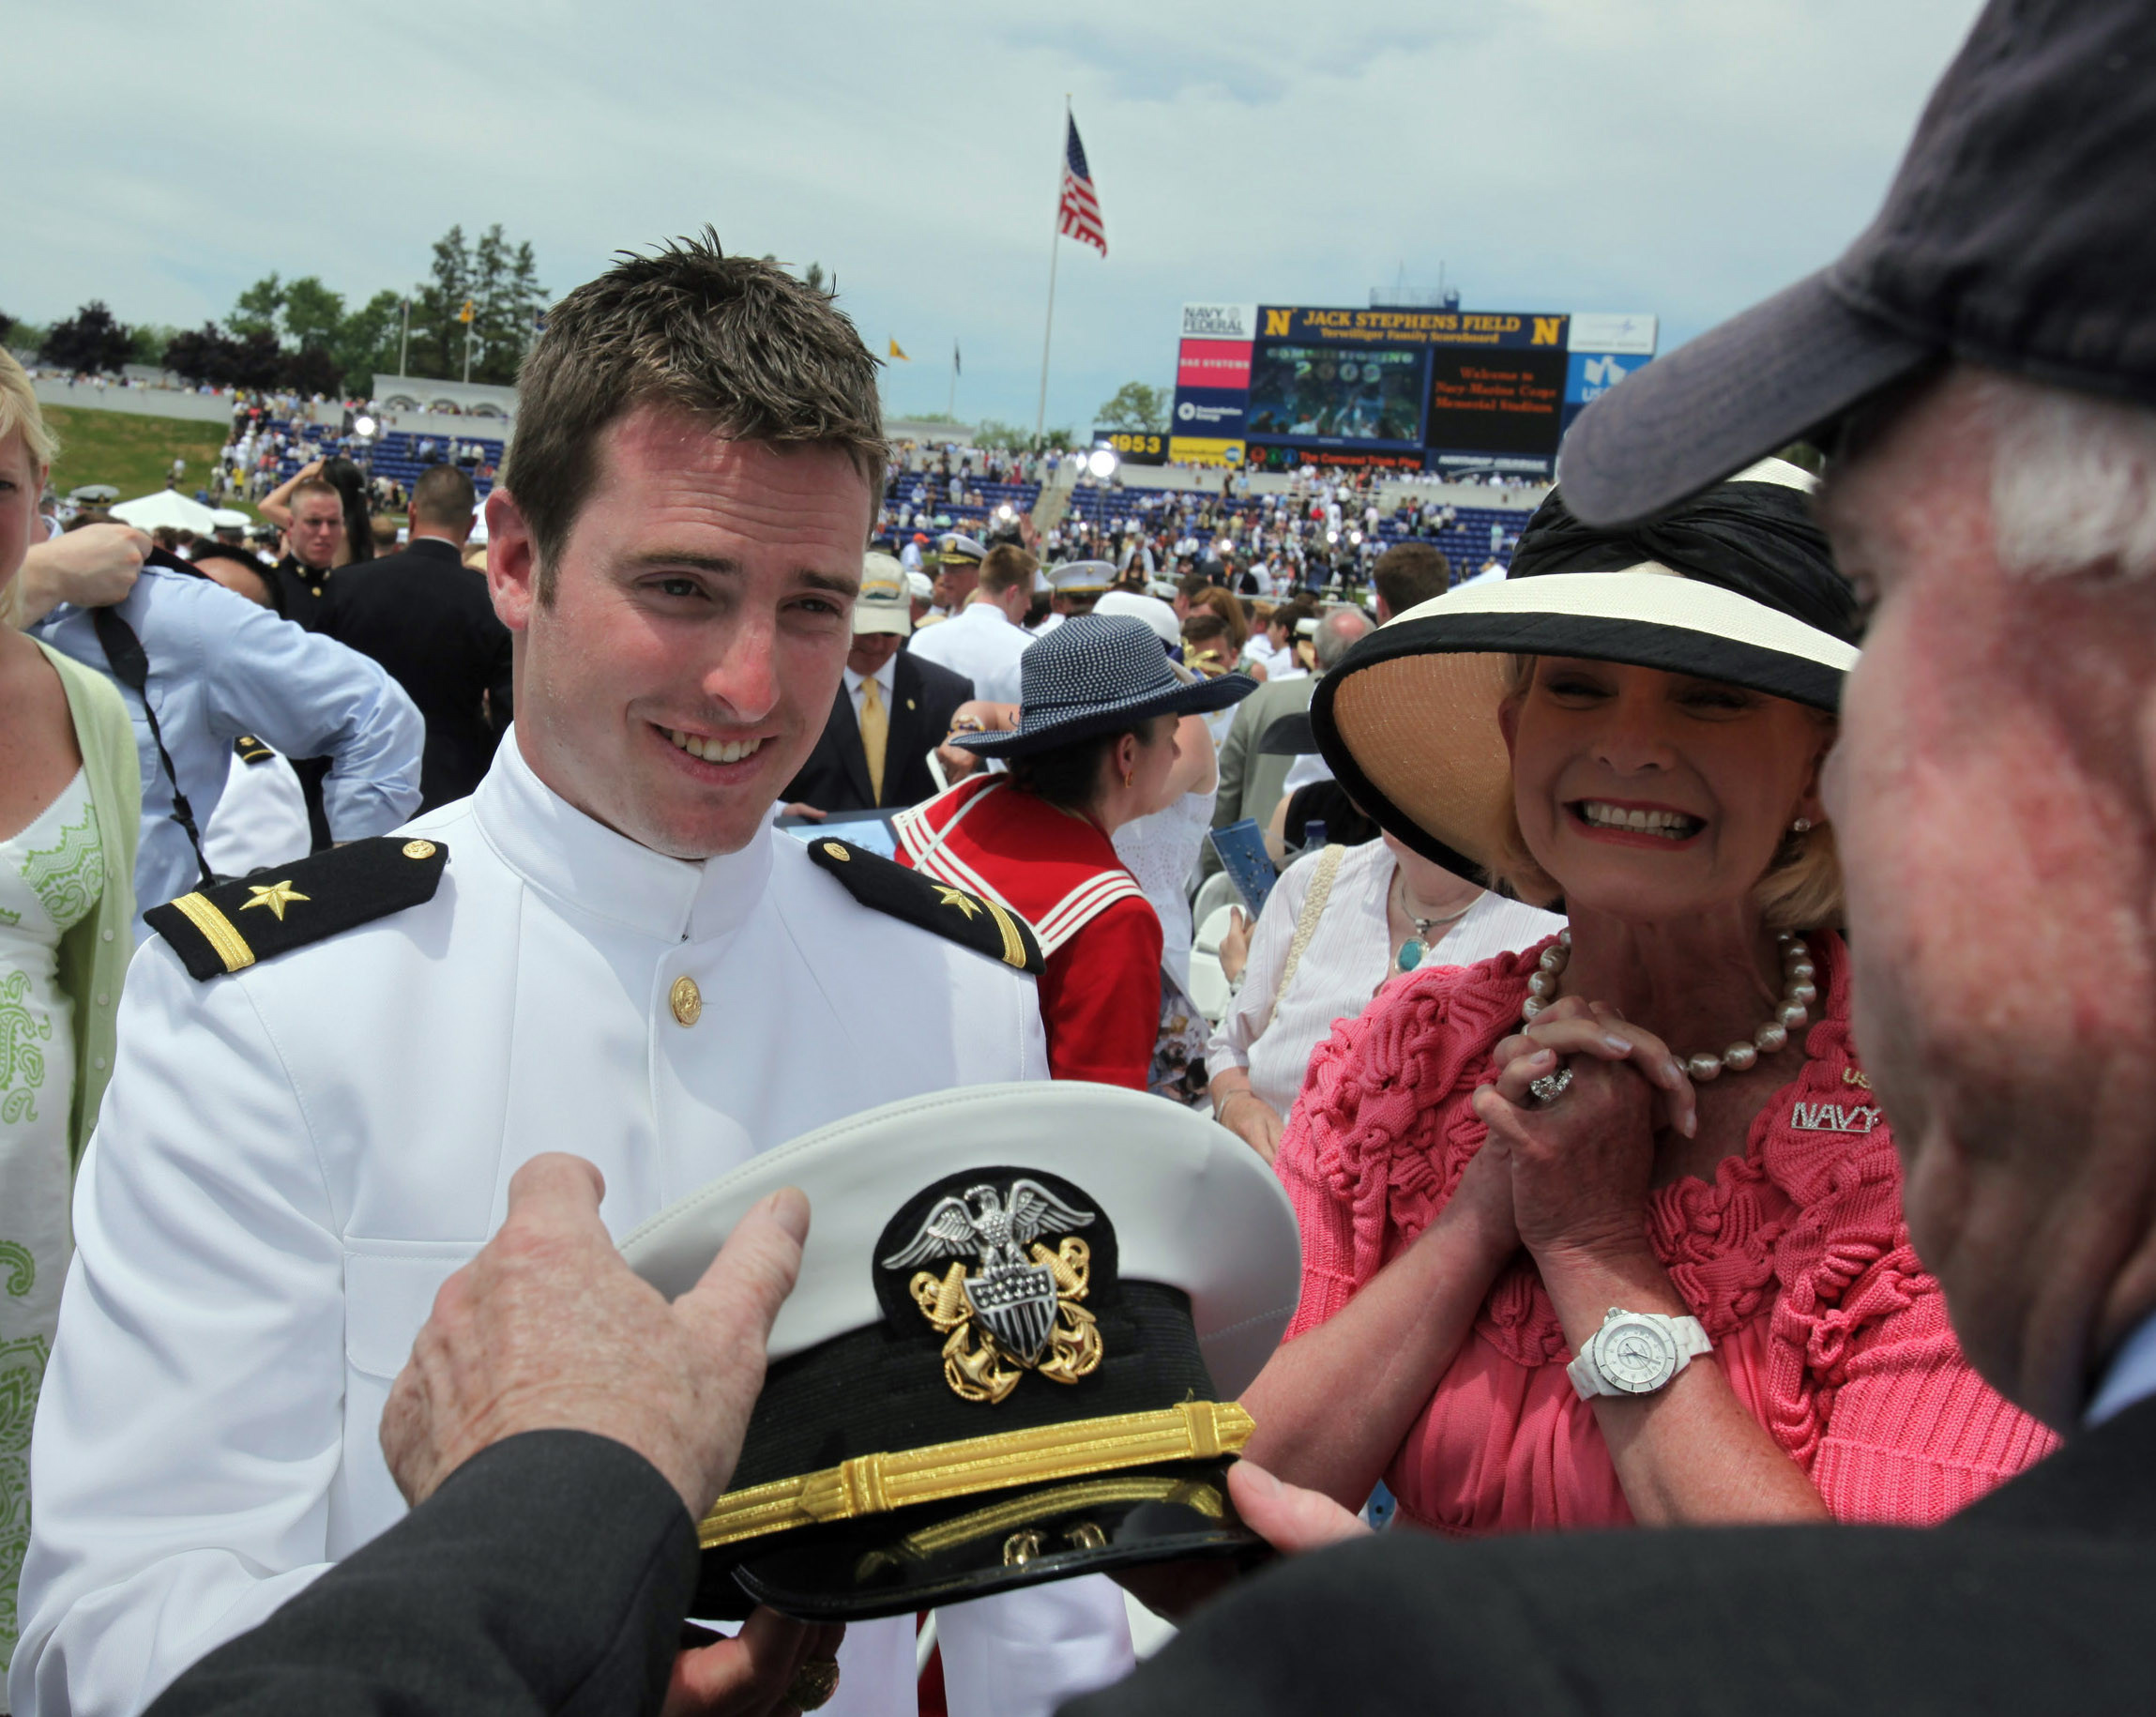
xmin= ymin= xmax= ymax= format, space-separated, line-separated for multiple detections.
xmin=489 ymin=404 xmax=871 ymax=858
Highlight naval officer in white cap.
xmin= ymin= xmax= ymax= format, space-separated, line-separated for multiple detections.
xmin=13 ymin=238 xmax=1133 ymax=1717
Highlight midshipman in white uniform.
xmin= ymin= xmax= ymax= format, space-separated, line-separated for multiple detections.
xmin=12 ymin=238 xmax=1132 ymax=1717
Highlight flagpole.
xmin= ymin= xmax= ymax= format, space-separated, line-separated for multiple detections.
xmin=1033 ymin=95 xmax=1070 ymax=448
xmin=948 ymin=342 xmax=958 ymax=419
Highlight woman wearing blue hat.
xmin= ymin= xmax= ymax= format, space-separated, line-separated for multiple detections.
xmin=895 ymin=615 xmax=1254 ymax=1089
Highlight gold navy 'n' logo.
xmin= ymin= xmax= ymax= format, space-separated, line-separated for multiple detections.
xmin=882 ymin=1179 xmax=1104 ymax=1405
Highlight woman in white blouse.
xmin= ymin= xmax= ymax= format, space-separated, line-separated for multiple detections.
xmin=1206 ymin=835 xmax=1561 ymax=1162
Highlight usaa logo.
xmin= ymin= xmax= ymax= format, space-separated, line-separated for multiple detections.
xmin=1578 ymin=353 xmax=1641 ymax=401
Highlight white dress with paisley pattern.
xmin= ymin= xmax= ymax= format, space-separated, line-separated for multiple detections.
xmin=0 ymin=768 xmax=100 ymax=1694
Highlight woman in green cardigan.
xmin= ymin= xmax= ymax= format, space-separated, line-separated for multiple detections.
xmin=0 ymin=351 xmax=140 ymax=1683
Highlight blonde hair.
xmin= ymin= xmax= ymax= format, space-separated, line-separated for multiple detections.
xmin=0 ymin=349 xmax=58 ymax=473
xmin=1 ymin=351 xmax=57 ymax=631
xmin=1485 ymin=654 xmax=1844 ymax=933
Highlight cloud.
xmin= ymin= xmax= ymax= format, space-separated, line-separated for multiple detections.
xmin=5 ymin=0 xmax=1983 ymax=428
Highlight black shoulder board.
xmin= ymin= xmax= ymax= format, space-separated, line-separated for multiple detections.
xmin=806 ymin=838 xmax=1042 ymax=976
xmin=144 ymin=837 xmax=449 ymax=981
xmin=234 ymin=734 xmax=276 ymax=765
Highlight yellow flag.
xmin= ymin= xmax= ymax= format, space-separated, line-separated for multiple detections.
xmin=888 ymin=338 xmax=911 ymax=360
xmin=459 ymin=298 xmax=476 ymax=324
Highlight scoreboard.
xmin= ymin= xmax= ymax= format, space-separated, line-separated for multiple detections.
xmin=1166 ymin=302 xmax=1657 ymax=475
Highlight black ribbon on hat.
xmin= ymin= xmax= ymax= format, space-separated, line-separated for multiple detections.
xmin=1509 ymin=474 xmax=1859 ymax=644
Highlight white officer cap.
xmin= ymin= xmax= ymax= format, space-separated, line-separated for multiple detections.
xmin=623 ymin=1082 xmax=1299 ymax=1622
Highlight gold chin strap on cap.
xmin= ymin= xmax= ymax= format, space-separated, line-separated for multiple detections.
xmin=697 ymin=1400 xmax=1254 ymax=1551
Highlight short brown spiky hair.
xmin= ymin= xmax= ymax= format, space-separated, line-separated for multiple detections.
xmin=979 ymin=543 xmax=1038 ymax=597
xmin=504 ymin=230 xmax=886 ymax=600
xmin=1373 ymin=540 xmax=1452 ymax=615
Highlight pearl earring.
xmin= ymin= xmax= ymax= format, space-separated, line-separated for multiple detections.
xmin=1790 ymin=816 xmax=1814 ymax=834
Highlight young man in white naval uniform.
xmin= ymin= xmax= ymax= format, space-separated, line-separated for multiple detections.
xmin=13 ymin=239 xmax=1133 ymax=1717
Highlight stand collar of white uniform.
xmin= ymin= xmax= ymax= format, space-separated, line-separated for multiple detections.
xmin=476 ymin=730 xmax=774 ymax=945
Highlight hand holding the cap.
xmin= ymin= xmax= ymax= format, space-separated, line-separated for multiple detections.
xmin=383 ymin=1156 xmax=840 ymax=1715
xmin=381 ymin=1152 xmax=809 ymax=1520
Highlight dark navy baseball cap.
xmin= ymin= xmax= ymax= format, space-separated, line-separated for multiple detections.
xmin=1559 ymin=0 xmax=2156 ymax=528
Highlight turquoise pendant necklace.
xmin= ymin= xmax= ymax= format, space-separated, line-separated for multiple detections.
xmin=1393 ymin=873 xmax=1473 ymax=973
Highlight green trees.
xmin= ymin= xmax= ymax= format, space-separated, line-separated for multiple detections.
xmin=1095 ymin=382 xmax=1169 ymax=433
xmin=39 ymin=302 xmax=135 ymax=374
xmin=159 ymin=224 xmax=549 ymax=394
xmin=404 ymin=224 xmax=547 ymax=384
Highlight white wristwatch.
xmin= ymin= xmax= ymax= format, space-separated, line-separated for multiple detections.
xmin=1566 ymin=1307 xmax=1713 ymax=1400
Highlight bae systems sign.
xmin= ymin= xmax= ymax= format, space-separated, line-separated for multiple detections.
xmin=1180 ymin=302 xmax=1260 ymax=342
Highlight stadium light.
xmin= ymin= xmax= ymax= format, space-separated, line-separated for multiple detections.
xmin=1086 ymin=447 xmax=1119 ymax=479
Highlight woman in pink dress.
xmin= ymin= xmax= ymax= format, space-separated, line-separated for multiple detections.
xmin=1240 ymin=458 xmax=2056 ymax=1533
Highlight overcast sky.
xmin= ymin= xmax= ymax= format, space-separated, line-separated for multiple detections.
xmin=10 ymin=0 xmax=1984 ymax=430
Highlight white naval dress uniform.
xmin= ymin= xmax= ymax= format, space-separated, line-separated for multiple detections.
xmin=904 ymin=600 xmax=1034 ymax=706
xmin=11 ymin=739 xmax=1132 ymax=1717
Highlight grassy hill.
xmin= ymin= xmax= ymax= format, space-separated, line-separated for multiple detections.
xmin=41 ymin=404 xmax=253 ymax=517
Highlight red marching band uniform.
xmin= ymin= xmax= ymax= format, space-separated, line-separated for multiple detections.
xmin=896 ymin=775 xmax=1162 ymax=1089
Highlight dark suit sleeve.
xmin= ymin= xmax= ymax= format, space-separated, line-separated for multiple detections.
xmin=888 ymin=656 xmax=974 ymax=808
xmin=145 ymin=1431 xmax=698 ymax=1717
xmin=1067 ymin=1505 xmax=2156 ymax=1717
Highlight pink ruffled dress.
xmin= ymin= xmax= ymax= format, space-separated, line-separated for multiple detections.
xmin=1275 ymin=931 xmax=2057 ymax=1534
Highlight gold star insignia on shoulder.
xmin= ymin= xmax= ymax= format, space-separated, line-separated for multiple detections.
xmin=144 ymin=836 xmax=451 ymax=982
xmin=241 ymin=879 xmax=311 ymax=920
xmin=804 ymin=838 xmax=1042 ymax=975
xmin=934 ymin=885 xmax=982 ymax=920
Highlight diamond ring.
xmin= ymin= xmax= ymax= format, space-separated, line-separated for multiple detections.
xmin=1527 ymin=1064 xmax=1574 ymax=1107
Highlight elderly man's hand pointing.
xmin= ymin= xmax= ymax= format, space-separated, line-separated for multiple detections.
xmin=381 ymin=1151 xmax=809 ymax=1520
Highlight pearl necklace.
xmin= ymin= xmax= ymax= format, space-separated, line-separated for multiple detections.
xmin=1521 ymin=930 xmax=1819 ymax=1082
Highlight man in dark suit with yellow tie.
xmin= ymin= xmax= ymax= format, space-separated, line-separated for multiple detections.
xmin=781 ymin=552 xmax=972 ymax=816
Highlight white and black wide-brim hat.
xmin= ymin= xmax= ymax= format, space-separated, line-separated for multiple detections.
xmin=950 ymin=615 xmax=1254 ymax=758
xmin=1313 ymin=460 xmax=1860 ymax=886
xmin=622 ymin=1082 xmax=1300 ymax=1621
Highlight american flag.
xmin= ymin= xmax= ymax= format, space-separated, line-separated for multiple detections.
xmin=1057 ymin=114 xmax=1107 ymax=256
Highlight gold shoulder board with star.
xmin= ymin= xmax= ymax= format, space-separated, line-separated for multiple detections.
xmin=805 ymin=839 xmax=1042 ymax=976
xmin=234 ymin=735 xmax=277 ymax=766
xmin=144 ymin=837 xmax=449 ymax=981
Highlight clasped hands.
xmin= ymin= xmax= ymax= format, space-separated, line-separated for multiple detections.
xmin=1463 ymin=993 xmax=1698 ymax=1267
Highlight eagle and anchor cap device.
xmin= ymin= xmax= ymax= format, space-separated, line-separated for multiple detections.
xmin=621 ymin=1082 xmax=1302 ymax=1620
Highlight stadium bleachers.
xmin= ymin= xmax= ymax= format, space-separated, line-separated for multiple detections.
xmin=255 ymin=421 xmax=508 ymax=501
xmin=881 ymin=466 xmax=1523 ymax=573
xmin=243 ymin=431 xmax=1519 ymax=575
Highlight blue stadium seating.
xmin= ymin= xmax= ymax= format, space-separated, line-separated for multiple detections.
xmin=257 ymin=421 xmax=508 ymax=503
xmin=879 ymin=466 xmax=1524 ymax=573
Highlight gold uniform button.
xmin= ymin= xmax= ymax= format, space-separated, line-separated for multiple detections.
xmin=402 ymin=840 xmax=437 ymax=860
xmin=821 ymin=843 xmax=850 ymax=861
xmin=670 ymin=975 xmax=703 ymax=1026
